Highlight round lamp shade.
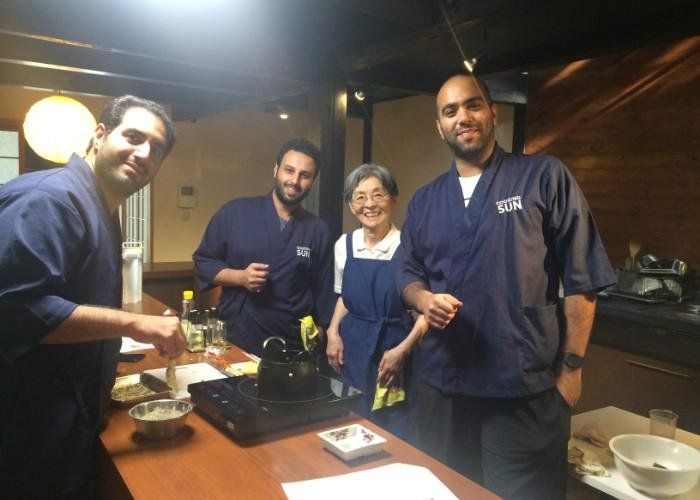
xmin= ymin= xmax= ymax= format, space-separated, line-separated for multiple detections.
xmin=23 ymin=95 xmax=96 ymax=164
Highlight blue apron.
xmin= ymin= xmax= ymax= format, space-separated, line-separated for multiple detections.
xmin=339 ymin=234 xmax=410 ymax=437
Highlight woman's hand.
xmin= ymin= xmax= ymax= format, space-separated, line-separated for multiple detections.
xmin=326 ymin=329 xmax=344 ymax=374
xmin=377 ymin=346 xmax=407 ymax=389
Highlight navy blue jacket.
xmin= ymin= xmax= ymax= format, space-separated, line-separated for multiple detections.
xmin=397 ymin=146 xmax=616 ymax=397
xmin=0 ymin=154 xmax=122 ymax=494
xmin=194 ymin=193 xmax=334 ymax=354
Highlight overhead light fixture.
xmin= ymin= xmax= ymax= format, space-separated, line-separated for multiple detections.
xmin=279 ymin=112 xmax=289 ymax=120
xmin=463 ymin=58 xmax=478 ymax=73
xmin=23 ymin=95 xmax=96 ymax=164
xmin=353 ymin=90 xmax=366 ymax=102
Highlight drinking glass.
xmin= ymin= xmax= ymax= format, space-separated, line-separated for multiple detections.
xmin=649 ymin=409 xmax=678 ymax=439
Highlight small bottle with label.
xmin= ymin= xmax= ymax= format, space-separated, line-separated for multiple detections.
xmin=181 ymin=290 xmax=194 ymax=336
xmin=187 ymin=309 xmax=205 ymax=352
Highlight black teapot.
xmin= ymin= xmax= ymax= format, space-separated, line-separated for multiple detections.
xmin=257 ymin=336 xmax=318 ymax=401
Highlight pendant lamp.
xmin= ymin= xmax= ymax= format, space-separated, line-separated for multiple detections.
xmin=23 ymin=95 xmax=96 ymax=164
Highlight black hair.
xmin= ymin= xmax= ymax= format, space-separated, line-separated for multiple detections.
xmin=94 ymin=95 xmax=176 ymax=155
xmin=274 ymin=139 xmax=321 ymax=175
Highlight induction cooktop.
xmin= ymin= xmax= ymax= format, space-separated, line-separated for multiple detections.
xmin=188 ymin=375 xmax=362 ymax=440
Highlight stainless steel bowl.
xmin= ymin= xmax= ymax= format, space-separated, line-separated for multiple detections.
xmin=128 ymin=399 xmax=193 ymax=440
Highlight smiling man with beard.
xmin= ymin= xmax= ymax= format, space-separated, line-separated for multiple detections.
xmin=194 ymin=139 xmax=334 ymax=356
xmin=396 ymin=74 xmax=616 ymax=499
xmin=0 ymin=95 xmax=185 ymax=497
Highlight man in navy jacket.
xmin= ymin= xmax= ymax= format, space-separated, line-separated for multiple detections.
xmin=397 ymin=74 xmax=616 ymax=499
xmin=194 ymin=139 xmax=334 ymax=356
xmin=0 ymin=95 xmax=185 ymax=496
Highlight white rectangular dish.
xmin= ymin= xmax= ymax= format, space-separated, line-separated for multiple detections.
xmin=318 ymin=423 xmax=386 ymax=461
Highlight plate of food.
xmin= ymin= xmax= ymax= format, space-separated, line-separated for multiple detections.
xmin=111 ymin=372 xmax=171 ymax=408
xmin=318 ymin=423 xmax=386 ymax=461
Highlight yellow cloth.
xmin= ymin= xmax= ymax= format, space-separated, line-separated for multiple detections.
xmin=299 ymin=315 xmax=319 ymax=351
xmin=238 ymin=361 xmax=259 ymax=376
xmin=371 ymin=385 xmax=406 ymax=411
xmin=222 ymin=360 xmax=259 ymax=377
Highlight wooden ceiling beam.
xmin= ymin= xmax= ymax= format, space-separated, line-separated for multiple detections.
xmin=0 ymin=30 xmax=308 ymax=100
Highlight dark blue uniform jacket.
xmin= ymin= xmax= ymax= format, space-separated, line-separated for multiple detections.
xmin=193 ymin=193 xmax=334 ymax=354
xmin=0 ymin=154 xmax=122 ymax=494
xmin=397 ymin=146 xmax=616 ymax=397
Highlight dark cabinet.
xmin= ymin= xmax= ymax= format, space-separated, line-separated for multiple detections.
xmin=577 ymin=343 xmax=700 ymax=434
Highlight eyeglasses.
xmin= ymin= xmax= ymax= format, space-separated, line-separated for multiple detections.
xmin=351 ymin=191 xmax=391 ymax=205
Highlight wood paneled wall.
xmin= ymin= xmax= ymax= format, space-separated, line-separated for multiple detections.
xmin=525 ymin=36 xmax=700 ymax=269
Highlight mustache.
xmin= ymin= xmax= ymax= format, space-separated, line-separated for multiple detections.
xmin=456 ymin=125 xmax=480 ymax=134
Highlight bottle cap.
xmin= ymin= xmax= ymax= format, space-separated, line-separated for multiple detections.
xmin=183 ymin=290 xmax=194 ymax=300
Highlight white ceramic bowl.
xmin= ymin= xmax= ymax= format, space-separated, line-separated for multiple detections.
xmin=609 ymin=434 xmax=700 ymax=497
xmin=318 ymin=423 xmax=386 ymax=461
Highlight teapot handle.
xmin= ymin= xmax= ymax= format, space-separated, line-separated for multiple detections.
xmin=262 ymin=336 xmax=287 ymax=353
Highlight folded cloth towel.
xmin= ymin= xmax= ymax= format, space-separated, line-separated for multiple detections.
xmin=372 ymin=385 xmax=406 ymax=411
xmin=568 ymin=445 xmax=610 ymax=477
xmin=299 ymin=315 xmax=319 ymax=351
xmin=568 ymin=422 xmax=612 ymax=477
xmin=573 ymin=423 xmax=610 ymax=448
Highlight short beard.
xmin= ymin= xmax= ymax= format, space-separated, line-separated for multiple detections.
xmin=449 ymin=141 xmax=485 ymax=162
xmin=444 ymin=123 xmax=495 ymax=163
xmin=273 ymin=181 xmax=309 ymax=207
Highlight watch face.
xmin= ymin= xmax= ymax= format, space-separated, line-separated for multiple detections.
xmin=563 ymin=353 xmax=584 ymax=369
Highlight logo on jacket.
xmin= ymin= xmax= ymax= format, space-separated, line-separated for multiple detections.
xmin=296 ymin=246 xmax=311 ymax=259
xmin=496 ymin=195 xmax=523 ymax=214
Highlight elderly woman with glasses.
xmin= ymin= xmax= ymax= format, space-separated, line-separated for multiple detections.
xmin=326 ymin=163 xmax=427 ymax=438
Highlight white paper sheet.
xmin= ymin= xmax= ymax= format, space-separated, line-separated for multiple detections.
xmin=120 ymin=337 xmax=154 ymax=353
xmin=143 ymin=362 xmax=227 ymax=399
xmin=282 ymin=463 xmax=458 ymax=500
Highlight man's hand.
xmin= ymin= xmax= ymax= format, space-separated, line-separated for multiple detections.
xmin=242 ymin=262 xmax=269 ymax=293
xmin=556 ymin=368 xmax=582 ymax=408
xmin=420 ymin=292 xmax=462 ymax=330
xmin=130 ymin=315 xmax=186 ymax=358
xmin=326 ymin=329 xmax=344 ymax=374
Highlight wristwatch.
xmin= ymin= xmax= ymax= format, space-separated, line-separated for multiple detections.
xmin=562 ymin=352 xmax=584 ymax=370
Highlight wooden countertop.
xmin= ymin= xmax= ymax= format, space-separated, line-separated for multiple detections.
xmin=105 ymin=295 xmax=497 ymax=499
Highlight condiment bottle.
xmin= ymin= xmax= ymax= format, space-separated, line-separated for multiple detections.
xmin=181 ymin=290 xmax=194 ymax=335
xmin=187 ymin=309 xmax=205 ymax=352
